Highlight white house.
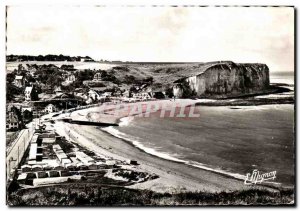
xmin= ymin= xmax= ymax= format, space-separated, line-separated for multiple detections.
xmin=44 ymin=104 xmax=57 ymax=114
xmin=122 ymin=90 xmax=130 ymax=98
xmin=14 ymin=75 xmax=24 ymax=88
xmin=102 ymin=92 xmax=112 ymax=98
xmin=64 ymin=74 xmax=76 ymax=85
xmin=6 ymin=111 xmax=20 ymax=130
xmin=80 ymin=57 xmax=93 ymax=62
xmin=21 ymin=106 xmax=32 ymax=113
xmin=132 ymin=92 xmax=152 ymax=100
xmin=88 ymin=89 xmax=101 ymax=101
xmin=54 ymin=86 xmax=63 ymax=94
xmin=24 ymin=86 xmax=33 ymax=101
xmin=93 ymin=73 xmax=101 ymax=81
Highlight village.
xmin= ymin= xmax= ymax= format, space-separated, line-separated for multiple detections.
xmin=6 ymin=59 xmax=168 ymax=189
xmin=6 ymin=60 xmax=168 ymax=134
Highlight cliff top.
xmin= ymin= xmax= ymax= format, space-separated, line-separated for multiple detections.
xmin=123 ymin=61 xmax=268 ymax=85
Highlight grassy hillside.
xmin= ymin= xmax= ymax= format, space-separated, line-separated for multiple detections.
xmin=7 ymin=184 xmax=294 ymax=206
xmin=7 ymin=61 xmax=270 ymax=95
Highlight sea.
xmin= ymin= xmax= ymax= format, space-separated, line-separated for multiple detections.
xmin=101 ymin=71 xmax=295 ymax=186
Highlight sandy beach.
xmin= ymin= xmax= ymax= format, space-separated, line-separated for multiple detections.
xmin=51 ymin=99 xmax=282 ymax=193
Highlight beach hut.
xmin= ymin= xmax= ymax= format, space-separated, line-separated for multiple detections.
xmin=106 ymin=160 xmax=116 ymax=168
xmin=96 ymin=161 xmax=106 ymax=169
xmin=27 ymin=172 xmax=37 ymax=179
xmin=37 ymin=171 xmax=48 ymax=178
xmin=70 ymin=157 xmax=79 ymax=163
xmin=29 ymin=143 xmax=37 ymax=161
xmin=65 ymin=163 xmax=76 ymax=171
xmin=76 ymin=151 xmax=94 ymax=164
xmin=48 ymin=171 xmax=60 ymax=177
xmin=32 ymin=165 xmax=43 ymax=172
xmin=42 ymin=164 xmax=53 ymax=171
xmin=21 ymin=165 xmax=32 ymax=172
xmin=53 ymin=145 xmax=62 ymax=151
xmin=77 ymin=163 xmax=88 ymax=170
xmin=61 ymin=158 xmax=72 ymax=167
xmin=42 ymin=137 xmax=56 ymax=144
xmin=60 ymin=170 xmax=71 ymax=177
xmin=56 ymin=153 xmax=68 ymax=162
xmin=54 ymin=148 xmax=64 ymax=153
xmin=53 ymin=164 xmax=64 ymax=171
xmin=17 ymin=173 xmax=28 ymax=181
xmin=87 ymin=163 xmax=98 ymax=170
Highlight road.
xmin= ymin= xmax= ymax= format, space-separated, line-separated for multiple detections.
xmin=6 ymin=121 xmax=35 ymax=181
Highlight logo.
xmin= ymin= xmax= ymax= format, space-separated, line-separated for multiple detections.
xmin=244 ymin=169 xmax=276 ymax=185
xmin=95 ymin=101 xmax=201 ymax=118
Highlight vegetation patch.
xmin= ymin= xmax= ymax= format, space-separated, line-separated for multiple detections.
xmin=7 ymin=185 xmax=294 ymax=206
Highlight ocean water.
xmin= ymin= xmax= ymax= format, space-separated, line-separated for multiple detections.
xmin=270 ymin=71 xmax=294 ymax=85
xmin=101 ymin=72 xmax=294 ymax=186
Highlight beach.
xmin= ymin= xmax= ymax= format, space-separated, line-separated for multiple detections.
xmin=51 ymin=99 xmax=292 ymax=193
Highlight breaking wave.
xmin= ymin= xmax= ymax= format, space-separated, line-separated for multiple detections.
xmin=100 ymin=118 xmax=280 ymax=185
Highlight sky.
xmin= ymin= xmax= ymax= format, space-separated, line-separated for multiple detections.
xmin=6 ymin=6 xmax=294 ymax=72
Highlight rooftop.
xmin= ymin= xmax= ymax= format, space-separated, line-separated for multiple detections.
xmin=15 ymin=75 xmax=23 ymax=80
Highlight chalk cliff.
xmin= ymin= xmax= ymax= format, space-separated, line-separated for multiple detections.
xmin=173 ymin=61 xmax=270 ymax=98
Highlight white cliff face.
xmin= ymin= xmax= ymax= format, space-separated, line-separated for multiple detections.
xmin=173 ymin=62 xmax=270 ymax=98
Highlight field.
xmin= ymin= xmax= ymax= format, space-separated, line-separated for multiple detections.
xmin=6 ymin=61 xmax=116 ymax=73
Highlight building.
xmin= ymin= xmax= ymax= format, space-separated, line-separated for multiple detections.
xmin=80 ymin=57 xmax=94 ymax=62
xmin=54 ymin=86 xmax=63 ymax=94
xmin=113 ymin=90 xmax=122 ymax=97
xmin=75 ymin=151 xmax=94 ymax=165
xmin=21 ymin=106 xmax=32 ymax=113
xmin=102 ymin=92 xmax=112 ymax=98
xmin=64 ymin=73 xmax=76 ymax=85
xmin=151 ymin=91 xmax=166 ymax=99
xmin=122 ymin=90 xmax=130 ymax=98
xmin=132 ymin=92 xmax=152 ymax=100
xmin=93 ymin=73 xmax=101 ymax=81
xmin=24 ymin=86 xmax=38 ymax=101
xmin=40 ymin=84 xmax=52 ymax=94
xmin=6 ymin=111 xmax=20 ymax=130
xmin=24 ymin=86 xmax=33 ymax=101
xmin=44 ymin=104 xmax=57 ymax=114
xmin=14 ymin=75 xmax=24 ymax=88
xmin=88 ymin=89 xmax=101 ymax=101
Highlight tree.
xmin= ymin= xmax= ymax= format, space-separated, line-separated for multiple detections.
xmin=6 ymin=73 xmax=15 ymax=83
xmin=23 ymin=110 xmax=33 ymax=124
xmin=165 ymin=85 xmax=174 ymax=98
xmin=178 ymin=80 xmax=197 ymax=98
xmin=76 ymin=69 xmax=94 ymax=81
xmin=123 ymin=75 xmax=136 ymax=84
xmin=47 ymin=74 xmax=63 ymax=89
xmin=6 ymin=83 xmax=22 ymax=102
xmin=143 ymin=76 xmax=154 ymax=84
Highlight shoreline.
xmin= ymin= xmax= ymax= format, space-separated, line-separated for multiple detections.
xmin=99 ymin=118 xmax=290 ymax=189
xmin=51 ymin=99 xmax=294 ymax=193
